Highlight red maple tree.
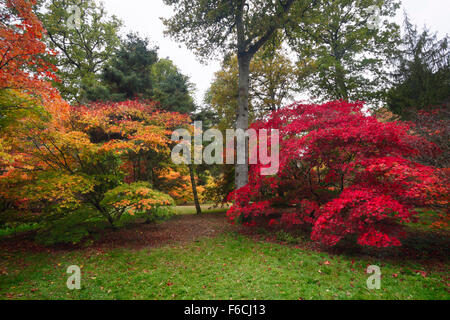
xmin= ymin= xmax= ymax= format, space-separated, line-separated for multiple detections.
xmin=227 ymin=101 xmax=445 ymax=247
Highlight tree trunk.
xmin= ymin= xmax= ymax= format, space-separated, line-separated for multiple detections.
xmin=189 ymin=164 xmax=202 ymax=214
xmin=236 ymin=53 xmax=251 ymax=190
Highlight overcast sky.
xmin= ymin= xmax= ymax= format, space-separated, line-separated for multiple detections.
xmin=101 ymin=0 xmax=450 ymax=105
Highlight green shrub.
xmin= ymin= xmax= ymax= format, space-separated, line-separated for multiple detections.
xmin=34 ymin=207 xmax=104 ymax=245
xmin=101 ymin=182 xmax=175 ymax=224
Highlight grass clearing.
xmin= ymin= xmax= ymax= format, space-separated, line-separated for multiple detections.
xmin=1 ymin=229 xmax=448 ymax=300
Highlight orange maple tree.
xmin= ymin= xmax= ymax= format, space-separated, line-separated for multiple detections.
xmin=0 ymin=99 xmax=189 ymax=243
xmin=0 ymin=0 xmax=57 ymax=90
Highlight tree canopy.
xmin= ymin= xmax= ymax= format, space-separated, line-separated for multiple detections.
xmin=151 ymin=59 xmax=196 ymax=114
xmin=39 ymin=0 xmax=122 ymax=103
xmin=289 ymin=0 xmax=401 ymax=106
xmin=387 ymin=15 xmax=450 ymax=119
xmin=163 ymin=0 xmax=315 ymax=189
xmin=88 ymin=33 xmax=158 ymax=102
xmin=207 ymin=44 xmax=298 ymax=130
xmin=162 ymin=0 xmax=312 ymax=59
xmin=0 ymin=0 xmax=59 ymax=130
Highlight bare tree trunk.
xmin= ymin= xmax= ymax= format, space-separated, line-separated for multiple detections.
xmin=236 ymin=53 xmax=251 ymax=190
xmin=189 ymin=164 xmax=202 ymax=214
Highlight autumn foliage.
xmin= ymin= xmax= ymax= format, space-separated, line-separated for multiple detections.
xmin=0 ymin=1 xmax=198 ymax=244
xmin=0 ymin=0 xmax=57 ymax=90
xmin=227 ymin=101 xmax=446 ymax=247
xmin=0 ymin=98 xmax=189 ymax=243
xmin=0 ymin=1 xmax=447 ymax=250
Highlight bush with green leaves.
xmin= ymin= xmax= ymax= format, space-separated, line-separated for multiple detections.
xmin=101 ymin=182 xmax=175 ymax=224
xmin=35 ymin=207 xmax=102 ymax=245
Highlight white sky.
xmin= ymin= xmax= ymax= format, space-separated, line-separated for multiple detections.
xmin=101 ymin=0 xmax=450 ymax=106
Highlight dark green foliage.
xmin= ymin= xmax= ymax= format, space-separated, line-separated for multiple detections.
xmin=191 ymin=108 xmax=220 ymax=128
xmin=38 ymin=1 xmax=196 ymax=114
xmin=86 ymin=35 xmax=196 ymax=114
xmin=90 ymin=33 xmax=158 ymax=102
xmin=35 ymin=207 xmax=101 ymax=245
xmin=150 ymin=59 xmax=196 ymax=114
xmin=387 ymin=16 xmax=450 ymax=119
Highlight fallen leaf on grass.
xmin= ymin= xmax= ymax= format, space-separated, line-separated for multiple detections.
xmin=415 ymin=270 xmax=428 ymax=277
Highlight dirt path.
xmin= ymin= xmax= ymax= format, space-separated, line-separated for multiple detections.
xmin=0 ymin=212 xmax=236 ymax=253
xmin=95 ymin=212 xmax=236 ymax=250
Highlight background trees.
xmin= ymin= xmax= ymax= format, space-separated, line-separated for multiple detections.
xmin=163 ymin=0 xmax=313 ymax=190
xmin=408 ymin=109 xmax=449 ymax=169
xmin=386 ymin=16 xmax=450 ymax=119
xmin=289 ymin=0 xmax=401 ymax=106
xmin=92 ymin=33 xmax=158 ymax=102
xmin=150 ymin=59 xmax=196 ymax=114
xmin=38 ymin=0 xmax=198 ymax=114
xmin=38 ymin=0 xmax=122 ymax=103
xmin=207 ymin=44 xmax=299 ymax=131
xmin=89 ymin=33 xmax=196 ymax=113
xmin=204 ymin=43 xmax=299 ymax=205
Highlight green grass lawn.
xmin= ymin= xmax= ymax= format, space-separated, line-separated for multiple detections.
xmin=1 ymin=230 xmax=448 ymax=300
xmin=173 ymin=205 xmax=229 ymax=215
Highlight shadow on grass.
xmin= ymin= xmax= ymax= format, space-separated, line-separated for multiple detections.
xmin=0 ymin=211 xmax=235 ymax=253
xmin=240 ymin=219 xmax=449 ymax=269
xmin=326 ymin=228 xmax=449 ymax=266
